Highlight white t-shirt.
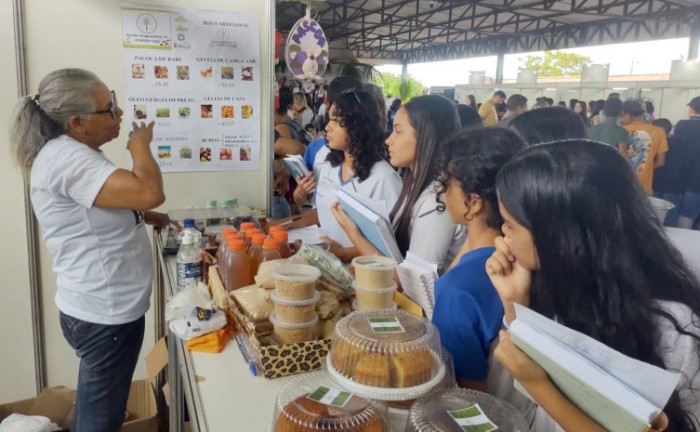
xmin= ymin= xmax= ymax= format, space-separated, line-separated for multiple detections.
xmin=315 ymin=159 xmax=402 ymax=248
xmin=394 ymin=182 xmax=466 ymax=273
xmin=31 ymin=135 xmax=153 ymax=325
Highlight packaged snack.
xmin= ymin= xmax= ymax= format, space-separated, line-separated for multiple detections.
xmin=297 ymin=244 xmax=354 ymax=293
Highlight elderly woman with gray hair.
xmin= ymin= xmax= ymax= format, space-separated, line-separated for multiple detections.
xmin=10 ymin=68 xmax=167 ymax=432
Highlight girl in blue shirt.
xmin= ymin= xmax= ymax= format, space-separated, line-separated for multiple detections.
xmin=432 ymin=128 xmax=525 ymax=390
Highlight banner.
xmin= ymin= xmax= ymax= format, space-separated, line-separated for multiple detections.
xmin=122 ymin=4 xmax=260 ymax=172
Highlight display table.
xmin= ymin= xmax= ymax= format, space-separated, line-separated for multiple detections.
xmin=155 ymin=231 xmax=408 ymax=432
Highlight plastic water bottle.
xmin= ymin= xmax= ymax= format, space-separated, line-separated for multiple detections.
xmin=176 ymin=232 xmax=203 ymax=289
xmin=181 ymin=218 xmax=202 ymax=242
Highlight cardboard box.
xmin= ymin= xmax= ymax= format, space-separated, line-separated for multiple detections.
xmin=0 ymin=338 xmax=168 ymax=432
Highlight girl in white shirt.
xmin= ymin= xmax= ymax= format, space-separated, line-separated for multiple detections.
xmin=486 ymin=140 xmax=700 ymax=431
xmin=285 ymin=89 xmax=402 ymax=261
xmin=331 ymin=95 xmax=466 ymax=273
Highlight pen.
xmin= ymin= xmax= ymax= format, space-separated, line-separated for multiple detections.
xmin=277 ymin=215 xmax=302 ymax=228
xmin=234 ymin=334 xmax=259 ymax=377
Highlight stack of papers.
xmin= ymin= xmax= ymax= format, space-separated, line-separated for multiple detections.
xmin=396 ymin=252 xmax=438 ymax=319
xmin=282 ymin=154 xmax=310 ymax=179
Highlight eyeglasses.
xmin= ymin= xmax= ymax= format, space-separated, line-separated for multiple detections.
xmin=90 ymin=90 xmax=118 ymax=119
xmin=340 ymin=88 xmax=362 ymax=104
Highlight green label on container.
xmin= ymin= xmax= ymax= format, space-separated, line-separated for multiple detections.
xmin=368 ymin=317 xmax=405 ymax=333
xmin=306 ymin=386 xmax=352 ymax=408
xmin=448 ymin=404 xmax=498 ymax=432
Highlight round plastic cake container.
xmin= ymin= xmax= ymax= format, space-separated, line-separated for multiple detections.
xmin=272 ymin=371 xmax=389 ymax=432
xmin=351 ymin=256 xmax=397 ymax=289
xmin=405 ymin=388 xmax=529 ymax=432
xmin=273 ymin=264 xmax=322 ymax=301
xmin=327 ymin=310 xmax=445 ymax=401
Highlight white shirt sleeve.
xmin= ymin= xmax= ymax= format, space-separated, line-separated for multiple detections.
xmin=364 ymin=161 xmax=403 ymax=211
xmin=407 ymin=186 xmax=466 ymax=272
xmin=49 ymin=141 xmax=118 ymax=208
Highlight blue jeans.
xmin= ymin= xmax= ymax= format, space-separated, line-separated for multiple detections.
xmin=60 ymin=312 xmax=145 ymax=432
xmin=653 ymin=192 xmax=682 ymax=227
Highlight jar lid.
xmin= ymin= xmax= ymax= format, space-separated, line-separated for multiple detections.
xmin=271 ymin=290 xmax=321 ymax=306
xmin=273 ymin=371 xmax=389 ymax=432
xmin=273 ymin=264 xmax=322 ymax=282
xmin=270 ymin=312 xmax=319 ymax=329
xmin=406 ymin=388 xmax=529 ymax=432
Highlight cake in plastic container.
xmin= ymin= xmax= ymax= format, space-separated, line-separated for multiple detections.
xmin=273 ymin=371 xmax=389 ymax=432
xmin=327 ymin=310 xmax=446 ymax=400
xmin=405 ymin=388 xmax=529 ymax=432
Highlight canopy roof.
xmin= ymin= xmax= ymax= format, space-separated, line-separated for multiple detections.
xmin=276 ymin=0 xmax=700 ymax=63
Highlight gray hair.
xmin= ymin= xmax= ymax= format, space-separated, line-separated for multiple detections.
xmin=362 ymin=83 xmax=387 ymax=134
xmin=10 ymin=68 xmax=102 ymax=170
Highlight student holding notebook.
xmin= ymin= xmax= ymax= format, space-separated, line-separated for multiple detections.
xmin=330 ymin=95 xmax=465 ymax=273
xmin=431 ymin=128 xmax=525 ymax=392
xmin=280 ymin=89 xmax=402 ymax=261
xmin=486 ymin=140 xmax=700 ymax=431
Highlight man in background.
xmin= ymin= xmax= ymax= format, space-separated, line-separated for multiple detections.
xmin=589 ymin=98 xmax=629 ymax=150
xmin=478 ymin=90 xmax=506 ymax=126
xmin=621 ymin=100 xmax=668 ymax=195
xmin=673 ymin=96 xmax=700 ymax=229
xmin=499 ymin=94 xmax=528 ymax=128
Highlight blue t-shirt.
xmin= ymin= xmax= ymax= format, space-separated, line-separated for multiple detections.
xmin=432 ymin=247 xmax=503 ymax=381
xmin=303 ymin=137 xmax=327 ymax=171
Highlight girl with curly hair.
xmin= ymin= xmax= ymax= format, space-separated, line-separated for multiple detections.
xmin=430 ymin=128 xmax=526 ymax=396
xmin=285 ymin=89 xmax=402 ymax=260
xmin=488 ymin=140 xmax=700 ymax=431
xmin=330 ymin=95 xmax=466 ymax=271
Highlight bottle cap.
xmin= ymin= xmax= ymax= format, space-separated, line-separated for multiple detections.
xmin=222 ymin=228 xmax=238 ymax=236
xmin=228 ymin=239 xmax=246 ymax=250
xmin=263 ymin=238 xmax=279 ymax=250
xmin=245 ymin=228 xmax=262 ymax=238
xmin=252 ymin=233 xmax=267 ymax=245
xmin=240 ymin=222 xmax=256 ymax=231
xmin=206 ymin=199 xmax=217 ymax=207
xmin=223 ymin=233 xmax=242 ymax=242
xmin=221 ymin=198 xmax=237 ymax=207
xmin=269 ymin=225 xmax=287 ymax=233
xmin=183 ymin=218 xmax=195 ymax=228
xmin=272 ymin=230 xmax=288 ymax=241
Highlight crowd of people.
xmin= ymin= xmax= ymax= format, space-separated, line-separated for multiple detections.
xmin=10 ymin=67 xmax=700 ymax=431
xmin=271 ymin=76 xmax=700 ymax=431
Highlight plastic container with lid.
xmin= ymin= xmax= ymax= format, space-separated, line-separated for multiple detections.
xmin=272 ymin=290 xmax=321 ymax=324
xmin=270 ymin=312 xmax=320 ymax=344
xmin=405 ymin=388 xmax=529 ymax=432
xmin=352 ymin=300 xmax=398 ymax=313
xmin=205 ymin=199 xmax=220 ymax=226
xmin=224 ymin=239 xmax=251 ymax=291
xmin=217 ymin=232 xmax=242 ymax=264
xmin=203 ymin=224 xmax=235 ymax=250
xmin=272 ymin=230 xmax=293 ymax=259
xmin=354 ymin=282 xmax=397 ymax=310
xmin=273 ymin=264 xmax=322 ymax=301
xmin=352 ymin=256 xmax=397 ymax=289
xmin=327 ymin=310 xmax=445 ymax=401
xmin=273 ymin=371 xmax=389 ymax=432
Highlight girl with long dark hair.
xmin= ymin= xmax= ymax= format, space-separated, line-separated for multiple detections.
xmin=432 ymin=128 xmax=525 ymax=391
xmin=330 ymin=95 xmax=465 ymax=272
xmin=286 ymin=89 xmax=402 ymax=261
xmin=487 ymin=140 xmax=700 ymax=431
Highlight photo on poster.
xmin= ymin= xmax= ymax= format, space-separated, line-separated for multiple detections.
xmin=154 ymin=65 xmax=169 ymax=79
xmin=177 ymin=65 xmax=190 ymax=80
xmin=134 ymin=105 xmax=148 ymax=119
xmin=220 ymin=147 xmax=233 ymax=161
xmin=221 ymin=105 xmax=234 ymax=118
xmin=221 ymin=66 xmax=234 ymax=79
xmin=242 ymin=105 xmax=253 ymax=119
xmin=157 ymin=146 xmax=172 ymax=158
xmin=156 ymin=107 xmax=170 ymax=118
xmin=200 ymin=147 xmax=212 ymax=162
xmin=240 ymin=146 xmax=251 ymax=161
xmin=201 ymin=104 xmax=213 ymax=118
xmin=178 ymin=107 xmax=191 ymax=119
xmin=242 ymin=66 xmax=253 ymax=81
xmin=179 ymin=146 xmax=192 ymax=159
xmin=132 ymin=63 xmax=145 ymax=78
xmin=200 ymin=66 xmax=213 ymax=78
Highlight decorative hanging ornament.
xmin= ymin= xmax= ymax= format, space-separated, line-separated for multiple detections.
xmin=285 ymin=5 xmax=329 ymax=81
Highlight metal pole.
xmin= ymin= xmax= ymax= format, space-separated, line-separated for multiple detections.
xmin=13 ymin=0 xmax=46 ymax=395
xmin=689 ymin=23 xmax=700 ymax=60
xmin=496 ymin=51 xmax=505 ymax=85
xmin=401 ymin=60 xmax=408 ymax=83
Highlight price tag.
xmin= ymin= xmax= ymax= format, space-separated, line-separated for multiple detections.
xmin=448 ymin=404 xmax=498 ymax=432
xmin=306 ymin=386 xmax=351 ymax=408
xmin=368 ymin=317 xmax=405 ymax=334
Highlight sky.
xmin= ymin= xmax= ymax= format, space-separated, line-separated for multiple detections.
xmin=376 ymin=37 xmax=692 ymax=87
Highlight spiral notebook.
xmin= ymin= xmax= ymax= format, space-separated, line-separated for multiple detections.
xmin=336 ymin=190 xmax=403 ymax=262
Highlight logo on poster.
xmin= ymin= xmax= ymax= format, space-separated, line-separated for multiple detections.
xmin=137 ymin=14 xmax=157 ymax=34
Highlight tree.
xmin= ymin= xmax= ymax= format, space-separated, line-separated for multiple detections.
xmin=372 ymin=71 xmax=425 ymax=101
xmin=522 ymin=51 xmax=592 ymax=77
